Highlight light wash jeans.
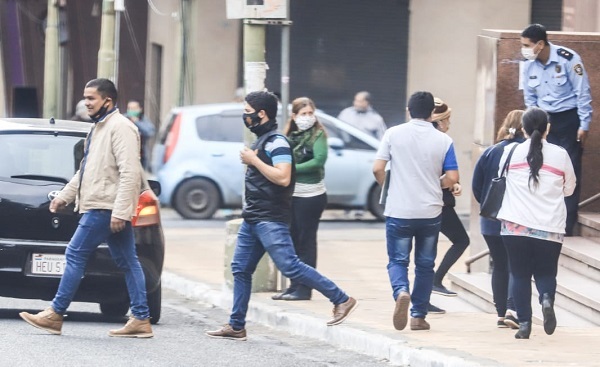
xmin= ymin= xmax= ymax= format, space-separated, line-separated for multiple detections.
xmin=52 ymin=210 xmax=150 ymax=319
xmin=386 ymin=215 xmax=441 ymax=318
xmin=229 ymin=220 xmax=348 ymax=330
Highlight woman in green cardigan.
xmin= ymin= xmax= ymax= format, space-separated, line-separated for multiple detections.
xmin=272 ymin=97 xmax=329 ymax=301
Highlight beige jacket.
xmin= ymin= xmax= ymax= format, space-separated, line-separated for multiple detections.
xmin=58 ymin=109 xmax=145 ymax=221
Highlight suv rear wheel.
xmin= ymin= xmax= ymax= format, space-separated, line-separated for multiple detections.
xmin=173 ymin=178 xmax=220 ymax=219
xmin=368 ymin=184 xmax=385 ymax=221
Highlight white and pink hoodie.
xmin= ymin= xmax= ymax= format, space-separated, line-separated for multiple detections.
xmin=497 ymin=141 xmax=576 ymax=234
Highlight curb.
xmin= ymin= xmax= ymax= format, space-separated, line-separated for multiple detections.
xmin=163 ymin=271 xmax=495 ymax=367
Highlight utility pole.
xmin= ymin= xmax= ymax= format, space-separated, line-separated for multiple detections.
xmin=97 ymin=0 xmax=116 ymax=80
xmin=43 ymin=0 xmax=59 ymax=118
xmin=174 ymin=0 xmax=191 ymax=107
xmin=242 ymin=21 xmax=267 ymax=146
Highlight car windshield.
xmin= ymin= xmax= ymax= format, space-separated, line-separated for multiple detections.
xmin=0 ymin=133 xmax=85 ymax=181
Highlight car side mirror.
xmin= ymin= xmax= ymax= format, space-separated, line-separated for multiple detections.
xmin=328 ymin=137 xmax=345 ymax=150
xmin=148 ymin=180 xmax=161 ymax=196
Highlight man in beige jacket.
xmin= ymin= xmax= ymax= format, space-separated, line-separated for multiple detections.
xmin=19 ymin=79 xmax=153 ymax=338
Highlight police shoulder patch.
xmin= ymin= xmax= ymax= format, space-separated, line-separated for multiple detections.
xmin=557 ymin=48 xmax=574 ymax=60
xmin=574 ymin=63 xmax=584 ymax=76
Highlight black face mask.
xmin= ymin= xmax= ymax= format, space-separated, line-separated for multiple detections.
xmin=243 ymin=111 xmax=262 ymax=129
xmin=242 ymin=112 xmax=277 ymax=136
xmin=90 ymin=99 xmax=110 ymax=122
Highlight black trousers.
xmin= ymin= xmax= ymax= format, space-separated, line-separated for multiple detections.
xmin=483 ymin=234 xmax=515 ymax=316
xmin=289 ymin=193 xmax=327 ymax=293
xmin=547 ymin=108 xmax=582 ymax=236
xmin=434 ymin=206 xmax=470 ymax=285
xmin=503 ymin=235 xmax=561 ymax=323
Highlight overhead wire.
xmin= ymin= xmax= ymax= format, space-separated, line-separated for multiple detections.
xmin=147 ymin=0 xmax=172 ymax=17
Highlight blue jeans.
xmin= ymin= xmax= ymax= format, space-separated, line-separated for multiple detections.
xmin=229 ymin=221 xmax=348 ymax=330
xmin=386 ymin=215 xmax=441 ymax=318
xmin=52 ymin=210 xmax=150 ymax=319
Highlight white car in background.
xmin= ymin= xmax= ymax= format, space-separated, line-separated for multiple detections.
xmin=151 ymin=103 xmax=384 ymax=220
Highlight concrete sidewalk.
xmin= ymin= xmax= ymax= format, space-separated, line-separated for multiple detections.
xmin=161 ymin=213 xmax=599 ymax=366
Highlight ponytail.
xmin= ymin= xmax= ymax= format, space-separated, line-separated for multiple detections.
xmin=527 ymin=129 xmax=543 ymax=189
xmin=522 ymin=107 xmax=548 ymax=190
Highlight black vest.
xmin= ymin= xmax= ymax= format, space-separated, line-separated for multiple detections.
xmin=242 ymin=129 xmax=296 ymax=224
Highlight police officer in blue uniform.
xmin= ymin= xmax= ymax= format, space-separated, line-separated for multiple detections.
xmin=520 ymin=24 xmax=592 ymax=236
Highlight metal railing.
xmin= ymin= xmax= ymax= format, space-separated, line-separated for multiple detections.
xmin=465 ymin=193 xmax=600 ymax=272
xmin=465 ymin=249 xmax=489 ymax=273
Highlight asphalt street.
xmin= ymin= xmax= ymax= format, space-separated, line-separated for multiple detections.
xmin=0 ymin=285 xmax=389 ymax=367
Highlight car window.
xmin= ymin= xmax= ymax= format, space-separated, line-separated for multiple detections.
xmin=195 ymin=114 xmax=244 ymax=142
xmin=0 ymin=134 xmax=85 ymax=180
xmin=159 ymin=113 xmax=177 ymax=144
xmin=319 ymin=117 xmax=374 ymax=151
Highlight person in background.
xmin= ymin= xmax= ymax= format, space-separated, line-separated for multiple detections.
xmin=520 ymin=23 xmax=591 ymax=235
xmin=373 ymin=91 xmax=459 ymax=332
xmin=497 ymin=107 xmax=576 ymax=339
xmin=70 ymin=99 xmax=91 ymax=122
xmin=205 ymin=91 xmax=357 ymax=341
xmin=426 ymin=98 xmax=470 ymax=315
xmin=19 ymin=78 xmax=153 ymax=338
xmin=126 ymin=100 xmax=155 ymax=171
xmin=272 ymin=97 xmax=328 ymax=301
xmin=472 ymin=109 xmax=526 ymax=329
xmin=338 ymin=91 xmax=387 ymax=140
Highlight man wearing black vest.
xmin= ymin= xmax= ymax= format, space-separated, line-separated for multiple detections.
xmin=206 ymin=91 xmax=357 ymax=341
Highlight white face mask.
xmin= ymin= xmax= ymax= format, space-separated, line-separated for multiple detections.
xmin=295 ymin=115 xmax=316 ymax=131
xmin=521 ymin=43 xmax=540 ymax=61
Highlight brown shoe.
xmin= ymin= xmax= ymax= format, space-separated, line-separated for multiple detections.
xmin=19 ymin=307 xmax=63 ymax=335
xmin=108 ymin=316 xmax=154 ymax=338
xmin=410 ymin=317 xmax=430 ymax=331
xmin=327 ymin=296 xmax=358 ymax=326
xmin=205 ymin=324 xmax=247 ymax=341
xmin=393 ymin=292 xmax=410 ymax=330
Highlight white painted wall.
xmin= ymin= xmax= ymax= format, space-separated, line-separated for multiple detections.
xmin=406 ymin=0 xmax=531 ymax=214
xmin=146 ymin=1 xmax=240 ymax=128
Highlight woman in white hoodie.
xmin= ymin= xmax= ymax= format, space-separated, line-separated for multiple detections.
xmin=497 ymin=107 xmax=576 ymax=339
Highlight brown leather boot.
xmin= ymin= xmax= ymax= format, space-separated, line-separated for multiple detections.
xmin=19 ymin=307 xmax=63 ymax=335
xmin=393 ymin=292 xmax=411 ymax=330
xmin=108 ymin=316 xmax=154 ymax=338
xmin=410 ymin=317 xmax=430 ymax=331
xmin=327 ymin=296 xmax=358 ymax=326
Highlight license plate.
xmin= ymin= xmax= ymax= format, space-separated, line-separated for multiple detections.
xmin=31 ymin=253 xmax=66 ymax=275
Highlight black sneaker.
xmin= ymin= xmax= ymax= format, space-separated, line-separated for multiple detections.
xmin=432 ymin=284 xmax=457 ymax=297
xmin=503 ymin=314 xmax=519 ymax=329
xmin=497 ymin=318 xmax=509 ymax=328
xmin=427 ymin=303 xmax=446 ymax=314
xmin=205 ymin=324 xmax=247 ymax=341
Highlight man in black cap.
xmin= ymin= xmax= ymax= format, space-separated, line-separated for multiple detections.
xmin=206 ymin=91 xmax=357 ymax=341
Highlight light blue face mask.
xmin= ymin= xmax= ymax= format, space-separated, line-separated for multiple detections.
xmin=127 ymin=110 xmax=141 ymax=118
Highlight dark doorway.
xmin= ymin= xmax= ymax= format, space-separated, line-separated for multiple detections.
xmin=265 ymin=0 xmax=409 ymax=125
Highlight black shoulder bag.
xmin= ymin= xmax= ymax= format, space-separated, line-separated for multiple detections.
xmin=479 ymin=143 xmax=518 ymax=219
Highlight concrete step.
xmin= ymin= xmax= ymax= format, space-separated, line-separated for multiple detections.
xmin=560 ymin=236 xmax=600 ymax=282
xmin=448 ymin=271 xmax=594 ymax=327
xmin=554 ymin=266 xmax=600 ymax=325
xmin=577 ymin=212 xmax=600 ymax=242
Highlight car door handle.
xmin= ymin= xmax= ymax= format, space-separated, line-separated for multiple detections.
xmin=211 ymin=153 xmax=225 ymax=157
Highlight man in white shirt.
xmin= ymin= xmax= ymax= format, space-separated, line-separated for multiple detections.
xmin=373 ymin=91 xmax=459 ymax=332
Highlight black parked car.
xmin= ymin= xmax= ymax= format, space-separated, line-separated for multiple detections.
xmin=0 ymin=118 xmax=164 ymax=323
